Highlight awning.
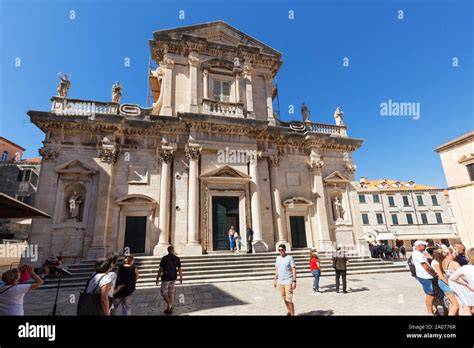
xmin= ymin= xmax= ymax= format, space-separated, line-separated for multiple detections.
xmin=375 ymin=232 xmax=396 ymax=241
xmin=0 ymin=193 xmax=51 ymax=218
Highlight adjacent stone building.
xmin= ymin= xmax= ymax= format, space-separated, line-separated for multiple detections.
xmin=0 ymin=137 xmax=42 ymax=239
xmin=435 ymin=132 xmax=474 ymax=248
xmin=356 ymin=178 xmax=459 ymax=249
xmin=28 ymin=21 xmax=367 ymax=263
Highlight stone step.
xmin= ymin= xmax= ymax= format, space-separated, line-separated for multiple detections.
xmin=39 ymin=262 xmax=407 ymax=289
xmin=64 ymin=258 xmax=385 ymax=272
xmin=46 ymin=258 xmax=392 ymax=277
xmin=65 ymin=254 xmax=372 ymax=269
xmin=38 ymin=264 xmax=408 ymax=290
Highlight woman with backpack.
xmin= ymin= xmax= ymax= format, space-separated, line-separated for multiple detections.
xmin=111 ymin=255 xmax=139 ymax=316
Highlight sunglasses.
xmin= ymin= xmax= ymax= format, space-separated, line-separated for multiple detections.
xmin=278 ymin=249 xmax=285 ymax=252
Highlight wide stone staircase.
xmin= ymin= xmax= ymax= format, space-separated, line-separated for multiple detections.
xmin=40 ymin=250 xmax=409 ymax=290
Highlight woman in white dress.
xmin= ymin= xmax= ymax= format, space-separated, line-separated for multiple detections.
xmin=448 ymin=248 xmax=474 ymax=316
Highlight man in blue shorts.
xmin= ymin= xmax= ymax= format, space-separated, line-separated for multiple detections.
xmin=412 ymin=240 xmax=438 ymax=315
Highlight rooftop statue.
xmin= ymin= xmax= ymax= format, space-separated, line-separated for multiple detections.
xmin=301 ymin=102 xmax=310 ymax=122
xmin=56 ymin=73 xmax=70 ymax=98
xmin=112 ymin=81 xmax=122 ymax=103
xmin=334 ymin=107 xmax=344 ymax=126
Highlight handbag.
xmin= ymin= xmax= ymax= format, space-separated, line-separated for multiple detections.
xmin=77 ymin=274 xmax=106 ymax=316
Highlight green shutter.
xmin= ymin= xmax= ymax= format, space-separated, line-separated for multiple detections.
xmin=388 ymin=196 xmax=395 ymax=206
xmin=362 ymin=214 xmax=369 ymax=225
xmin=417 ymin=196 xmax=424 ymax=206
xmin=391 ymin=214 xmax=398 ymax=225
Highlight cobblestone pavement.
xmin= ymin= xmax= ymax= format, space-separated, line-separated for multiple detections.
xmin=23 ymin=271 xmax=426 ymax=316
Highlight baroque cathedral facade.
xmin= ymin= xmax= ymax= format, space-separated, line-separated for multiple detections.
xmin=28 ymin=21 xmax=366 ymax=262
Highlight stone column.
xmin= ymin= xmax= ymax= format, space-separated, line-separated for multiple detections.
xmin=88 ymin=143 xmax=118 ymax=259
xmin=235 ymin=73 xmax=240 ymax=103
xmin=153 ymin=146 xmax=174 ymax=256
xmin=185 ymin=144 xmax=203 ymax=255
xmin=188 ymin=52 xmax=199 ymax=113
xmin=308 ymin=157 xmax=332 ymax=251
xmin=264 ymin=73 xmax=275 ymax=125
xmin=244 ymin=64 xmax=254 ymax=119
xmin=269 ymin=155 xmax=288 ymax=249
xmin=160 ymin=57 xmax=174 ymax=116
xmin=249 ymin=155 xmax=268 ymax=252
xmin=203 ymin=69 xmax=209 ymax=99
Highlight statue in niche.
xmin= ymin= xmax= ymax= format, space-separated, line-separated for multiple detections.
xmin=333 ymin=196 xmax=345 ymax=221
xmin=68 ymin=191 xmax=83 ymax=220
xmin=334 ymin=107 xmax=344 ymax=126
xmin=56 ymin=73 xmax=70 ymax=98
xmin=112 ymin=81 xmax=122 ymax=103
xmin=301 ymin=102 xmax=310 ymax=122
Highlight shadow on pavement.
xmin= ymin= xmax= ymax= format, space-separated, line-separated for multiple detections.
xmin=299 ymin=309 xmax=334 ymax=316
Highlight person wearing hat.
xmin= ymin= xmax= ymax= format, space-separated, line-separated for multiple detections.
xmin=412 ymin=240 xmax=438 ymax=315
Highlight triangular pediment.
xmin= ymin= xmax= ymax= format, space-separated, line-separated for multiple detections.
xmin=323 ymin=171 xmax=350 ymax=183
xmin=55 ymin=159 xmax=97 ymax=174
xmin=154 ymin=21 xmax=280 ymax=56
xmin=282 ymin=196 xmax=313 ymax=207
xmin=200 ymin=165 xmax=251 ymax=179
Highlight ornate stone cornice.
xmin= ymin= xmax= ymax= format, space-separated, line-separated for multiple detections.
xmin=185 ymin=144 xmax=201 ymax=161
xmin=39 ymin=147 xmax=60 ymax=161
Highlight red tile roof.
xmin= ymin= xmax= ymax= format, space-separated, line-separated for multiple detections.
xmin=0 ymin=136 xmax=26 ymax=151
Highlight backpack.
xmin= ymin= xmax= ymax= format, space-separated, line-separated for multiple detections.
xmin=407 ymin=256 xmax=417 ymax=277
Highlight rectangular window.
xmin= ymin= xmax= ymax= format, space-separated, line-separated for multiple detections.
xmin=421 ymin=213 xmax=428 ymax=224
xmin=373 ymin=194 xmax=380 ymax=203
xmin=388 ymin=196 xmax=395 ymax=207
xmin=406 ymin=213 xmax=414 ymax=225
xmin=416 ymin=195 xmax=424 ymax=206
xmin=391 ymin=214 xmax=399 ymax=225
xmin=1 ymin=151 xmax=8 ymax=161
xmin=468 ymin=163 xmax=474 ymax=181
xmin=436 ymin=213 xmax=443 ymax=224
xmin=17 ymin=195 xmax=30 ymax=205
xmin=402 ymin=196 xmax=410 ymax=207
xmin=23 ymin=170 xmax=31 ymax=182
xmin=359 ymin=194 xmax=366 ymax=203
xmin=376 ymin=213 xmax=384 ymax=224
xmin=213 ymin=80 xmax=231 ymax=102
xmin=431 ymin=195 xmax=439 ymax=206
xmin=362 ymin=213 xmax=369 ymax=225
xmin=17 ymin=170 xmax=31 ymax=182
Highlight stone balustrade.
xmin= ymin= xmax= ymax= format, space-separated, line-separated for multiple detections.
xmin=51 ymin=96 xmax=119 ymax=116
xmin=308 ymin=122 xmax=348 ymax=137
xmin=202 ymin=99 xmax=244 ymax=117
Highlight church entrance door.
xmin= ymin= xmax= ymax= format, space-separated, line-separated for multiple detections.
xmin=212 ymin=196 xmax=239 ymax=250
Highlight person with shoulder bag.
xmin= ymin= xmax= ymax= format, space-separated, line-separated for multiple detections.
xmin=77 ymin=257 xmax=115 ymax=316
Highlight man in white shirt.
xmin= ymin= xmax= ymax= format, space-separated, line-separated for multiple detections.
xmin=412 ymin=240 xmax=438 ymax=315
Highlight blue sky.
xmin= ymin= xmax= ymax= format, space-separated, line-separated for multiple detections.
xmin=0 ymin=0 xmax=472 ymax=187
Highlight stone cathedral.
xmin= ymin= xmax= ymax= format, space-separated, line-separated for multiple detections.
xmin=28 ymin=21 xmax=366 ymax=263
